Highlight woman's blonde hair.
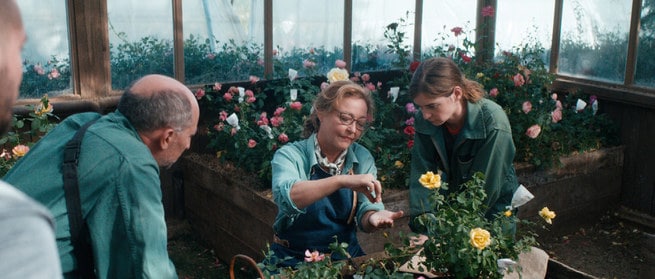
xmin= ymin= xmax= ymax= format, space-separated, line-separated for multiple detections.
xmin=302 ymin=80 xmax=374 ymax=138
xmin=408 ymin=57 xmax=485 ymax=102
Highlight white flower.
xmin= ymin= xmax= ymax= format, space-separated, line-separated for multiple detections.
xmin=575 ymin=99 xmax=587 ymax=112
xmin=389 ymin=87 xmax=400 ymax=103
xmin=260 ymin=125 xmax=273 ymax=139
xmin=237 ymin=87 xmax=245 ymax=103
xmin=226 ymin=113 xmax=240 ymax=130
xmin=288 ymin=68 xmax=298 ymax=81
xmin=290 ymin=89 xmax=298 ymax=101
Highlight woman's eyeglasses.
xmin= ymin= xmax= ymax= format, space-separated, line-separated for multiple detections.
xmin=336 ymin=111 xmax=369 ymax=131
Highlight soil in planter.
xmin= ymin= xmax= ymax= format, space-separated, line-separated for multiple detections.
xmin=537 ymin=207 xmax=653 ymax=279
xmin=168 ymin=207 xmax=653 ymax=279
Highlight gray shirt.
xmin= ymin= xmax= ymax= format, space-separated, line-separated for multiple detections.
xmin=0 ymin=180 xmax=62 ymax=279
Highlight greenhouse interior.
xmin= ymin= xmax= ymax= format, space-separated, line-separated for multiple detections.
xmin=2 ymin=0 xmax=655 ymax=278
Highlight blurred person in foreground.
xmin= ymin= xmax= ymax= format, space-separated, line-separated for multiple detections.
xmin=270 ymin=80 xmax=404 ymax=268
xmin=5 ymin=74 xmax=199 ymax=278
xmin=0 ymin=0 xmax=62 ymax=278
xmin=407 ymin=57 xmax=520 ymax=236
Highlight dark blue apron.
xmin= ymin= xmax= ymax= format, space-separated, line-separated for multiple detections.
xmin=271 ymin=165 xmax=364 ymax=268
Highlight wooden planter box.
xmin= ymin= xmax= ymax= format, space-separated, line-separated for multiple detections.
xmin=180 ymin=146 xmax=624 ymax=267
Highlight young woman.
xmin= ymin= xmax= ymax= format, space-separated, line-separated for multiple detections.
xmin=407 ymin=57 xmax=519 ymax=234
xmin=270 ymin=80 xmax=404 ymax=267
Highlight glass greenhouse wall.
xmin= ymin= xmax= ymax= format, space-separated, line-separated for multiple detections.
xmin=15 ymin=0 xmax=655 ymax=99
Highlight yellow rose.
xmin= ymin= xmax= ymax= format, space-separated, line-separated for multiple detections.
xmin=34 ymin=103 xmax=53 ymax=116
xmin=394 ymin=160 xmax=404 ymax=169
xmin=326 ymin=68 xmax=349 ymax=82
xmin=418 ymin=171 xmax=441 ymax=189
xmin=504 ymin=210 xmax=512 ymax=217
xmin=469 ymin=227 xmax=491 ymax=250
xmin=539 ymin=207 xmax=556 ymax=224
xmin=12 ymin=144 xmax=30 ymax=158
xmin=476 ymin=72 xmax=484 ymax=79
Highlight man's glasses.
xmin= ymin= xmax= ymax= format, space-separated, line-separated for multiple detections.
xmin=336 ymin=110 xmax=369 ymax=131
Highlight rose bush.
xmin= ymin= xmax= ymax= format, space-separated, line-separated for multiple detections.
xmin=0 ymin=95 xmax=58 ymax=176
xmin=418 ymin=22 xmax=620 ymax=169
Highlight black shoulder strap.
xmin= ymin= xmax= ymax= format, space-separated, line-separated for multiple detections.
xmin=63 ymin=119 xmax=98 ymax=279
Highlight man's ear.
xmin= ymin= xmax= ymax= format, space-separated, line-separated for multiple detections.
xmin=159 ymin=128 xmax=176 ymax=150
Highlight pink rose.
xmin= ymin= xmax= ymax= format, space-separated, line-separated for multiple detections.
xmin=290 ymin=101 xmax=302 ymax=111
xmin=303 ymin=59 xmax=316 ymax=68
xmin=219 ymin=111 xmax=228 ymax=121
xmin=48 ymin=68 xmax=60 ymax=79
xmin=320 ymin=82 xmax=330 ymax=91
xmin=230 ymin=127 xmax=238 ymax=136
xmin=249 ymin=76 xmax=260 ymax=84
xmin=525 ymin=125 xmax=542 ymax=139
xmin=256 ymin=112 xmax=269 ymax=126
xmin=405 ymin=117 xmax=415 ymax=126
xmin=270 ymin=116 xmax=283 ymax=127
xmin=513 ymin=73 xmax=525 ymax=87
xmin=551 ymin=109 xmax=563 ymax=123
xmin=278 ymin=133 xmax=289 ymax=143
xmin=213 ymin=82 xmax=222 ymax=91
xmin=365 ymin=82 xmax=375 ymax=91
xmin=451 ymin=27 xmax=463 ymax=36
xmin=522 ymin=101 xmax=532 ymax=114
xmin=274 ymin=107 xmax=286 ymax=116
xmin=33 ymin=64 xmax=45 ymax=75
xmin=361 ymin=73 xmax=370 ymax=82
xmin=555 ymin=100 xmax=563 ymax=110
xmin=194 ymin=89 xmax=205 ymax=100
xmin=304 ymin=250 xmax=325 ymax=263
xmin=246 ymin=96 xmax=256 ymax=103
xmin=489 ymin=88 xmax=499 ymax=97
xmin=335 ymin=59 xmax=347 ymax=69
xmin=247 ymin=139 xmax=257 ymax=148
xmin=405 ymin=103 xmax=416 ymax=113
xmin=223 ymin=93 xmax=233 ymax=102
xmin=407 ymin=140 xmax=414 ymax=149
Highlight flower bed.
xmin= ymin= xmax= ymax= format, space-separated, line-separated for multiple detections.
xmin=181 ymin=144 xmax=623 ymax=266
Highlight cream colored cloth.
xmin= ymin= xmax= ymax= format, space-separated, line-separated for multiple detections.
xmin=398 ymin=246 xmax=549 ymax=279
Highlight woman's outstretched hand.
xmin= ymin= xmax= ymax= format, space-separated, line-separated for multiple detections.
xmin=368 ymin=210 xmax=404 ymax=229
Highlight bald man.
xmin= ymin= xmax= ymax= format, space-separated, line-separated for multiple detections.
xmin=0 ymin=0 xmax=62 ymax=278
xmin=5 ymin=74 xmax=199 ymax=278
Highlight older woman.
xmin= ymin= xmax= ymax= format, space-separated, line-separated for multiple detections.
xmin=408 ymin=57 xmax=520 ymax=234
xmin=270 ymin=80 xmax=404 ymax=267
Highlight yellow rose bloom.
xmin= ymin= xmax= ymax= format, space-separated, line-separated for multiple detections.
xmin=394 ymin=160 xmax=404 ymax=169
xmin=34 ymin=103 xmax=53 ymax=116
xmin=476 ymin=72 xmax=484 ymax=79
xmin=539 ymin=207 xmax=556 ymax=224
xmin=469 ymin=227 xmax=491 ymax=250
xmin=12 ymin=144 xmax=30 ymax=158
xmin=326 ymin=68 xmax=349 ymax=82
xmin=419 ymin=171 xmax=441 ymax=189
xmin=504 ymin=210 xmax=512 ymax=217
